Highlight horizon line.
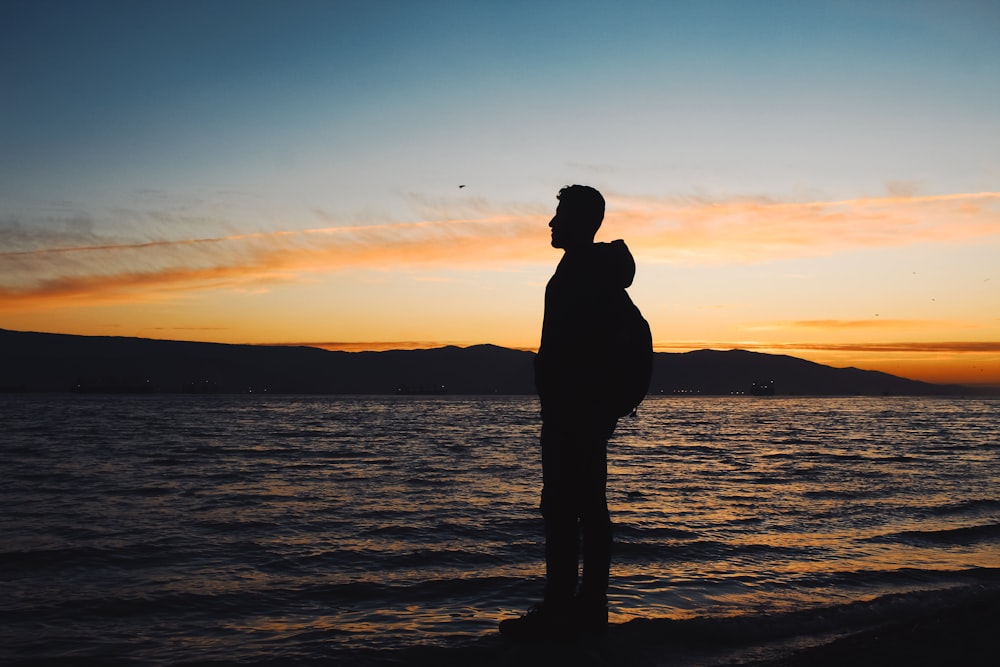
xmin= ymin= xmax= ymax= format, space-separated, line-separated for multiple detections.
xmin=4 ymin=328 xmax=999 ymax=388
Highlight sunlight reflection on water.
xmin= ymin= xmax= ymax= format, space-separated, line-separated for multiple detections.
xmin=2 ymin=394 xmax=999 ymax=662
xmin=604 ymin=396 xmax=1000 ymax=620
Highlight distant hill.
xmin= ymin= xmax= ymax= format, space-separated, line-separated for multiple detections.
xmin=0 ymin=328 xmax=978 ymax=395
xmin=649 ymin=348 xmax=972 ymax=396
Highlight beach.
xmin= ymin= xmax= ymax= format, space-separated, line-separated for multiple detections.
xmin=390 ymin=585 xmax=1000 ymax=667
xmin=748 ymin=586 xmax=999 ymax=667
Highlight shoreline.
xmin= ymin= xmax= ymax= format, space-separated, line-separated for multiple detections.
xmin=746 ymin=586 xmax=999 ymax=666
xmin=390 ymin=585 xmax=1000 ymax=667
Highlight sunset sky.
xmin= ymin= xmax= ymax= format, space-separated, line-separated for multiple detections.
xmin=2 ymin=0 xmax=999 ymax=386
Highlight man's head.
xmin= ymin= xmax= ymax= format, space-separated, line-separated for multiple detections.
xmin=549 ymin=185 xmax=605 ymax=249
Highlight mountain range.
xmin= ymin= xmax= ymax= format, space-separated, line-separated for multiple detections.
xmin=0 ymin=328 xmax=980 ymax=396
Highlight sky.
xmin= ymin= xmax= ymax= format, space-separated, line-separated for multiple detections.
xmin=1 ymin=0 xmax=999 ymax=386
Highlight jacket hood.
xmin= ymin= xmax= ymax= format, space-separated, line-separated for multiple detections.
xmin=577 ymin=239 xmax=635 ymax=289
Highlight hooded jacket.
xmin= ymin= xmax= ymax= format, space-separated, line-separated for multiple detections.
xmin=535 ymin=239 xmax=636 ymax=418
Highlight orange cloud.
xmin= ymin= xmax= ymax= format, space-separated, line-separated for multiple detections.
xmin=771 ymin=341 xmax=1000 ymax=353
xmin=744 ymin=319 xmax=949 ymax=331
xmin=615 ymin=191 xmax=1000 ymax=263
xmin=0 ymin=264 xmax=300 ymax=311
xmin=2 ymin=191 xmax=997 ymax=311
xmin=653 ymin=340 xmax=1000 ymax=354
xmin=0 ymin=215 xmax=548 ymax=311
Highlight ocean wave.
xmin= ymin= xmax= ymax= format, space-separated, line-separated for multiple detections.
xmin=929 ymin=497 xmax=1000 ymax=516
xmin=883 ymin=522 xmax=1000 ymax=545
xmin=784 ymin=565 xmax=1000 ymax=591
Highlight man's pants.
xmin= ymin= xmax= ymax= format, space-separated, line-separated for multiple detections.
xmin=539 ymin=413 xmax=618 ymax=609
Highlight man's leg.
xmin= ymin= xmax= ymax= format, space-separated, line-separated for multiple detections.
xmin=540 ymin=420 xmax=578 ymax=609
xmin=578 ymin=440 xmax=611 ymax=607
xmin=577 ymin=415 xmax=617 ymax=629
xmin=499 ymin=414 xmax=616 ymax=638
xmin=499 ymin=419 xmax=578 ymax=639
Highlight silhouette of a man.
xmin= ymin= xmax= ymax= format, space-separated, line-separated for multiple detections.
xmin=501 ymin=185 xmax=636 ymax=639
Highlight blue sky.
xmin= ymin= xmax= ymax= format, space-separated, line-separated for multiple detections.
xmin=2 ymin=0 xmax=999 ymax=383
xmin=5 ymin=0 xmax=996 ymax=205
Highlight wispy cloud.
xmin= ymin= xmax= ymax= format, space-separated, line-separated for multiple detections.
xmin=770 ymin=341 xmax=1000 ymax=354
xmin=615 ymin=191 xmax=1000 ymax=264
xmin=653 ymin=340 xmax=1000 ymax=354
xmin=2 ymin=191 xmax=997 ymax=311
xmin=0 ymin=213 xmax=547 ymax=310
xmin=743 ymin=319 xmax=950 ymax=331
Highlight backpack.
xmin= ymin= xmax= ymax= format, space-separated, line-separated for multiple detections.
xmin=609 ymin=293 xmax=654 ymax=417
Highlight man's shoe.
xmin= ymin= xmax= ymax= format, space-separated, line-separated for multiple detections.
xmin=573 ymin=602 xmax=609 ymax=633
xmin=498 ymin=603 xmax=574 ymax=640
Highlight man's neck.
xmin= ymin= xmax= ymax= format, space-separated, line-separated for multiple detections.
xmin=562 ymin=240 xmax=595 ymax=253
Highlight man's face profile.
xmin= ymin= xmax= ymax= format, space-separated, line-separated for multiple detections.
xmin=549 ymin=201 xmax=592 ymax=250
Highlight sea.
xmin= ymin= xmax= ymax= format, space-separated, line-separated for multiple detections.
xmin=2 ymin=394 xmax=999 ymax=666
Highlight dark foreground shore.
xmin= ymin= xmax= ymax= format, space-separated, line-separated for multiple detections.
xmin=6 ymin=587 xmax=996 ymax=666
xmin=744 ymin=587 xmax=998 ymax=667
xmin=373 ymin=585 xmax=999 ymax=667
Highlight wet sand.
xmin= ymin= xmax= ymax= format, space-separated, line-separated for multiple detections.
xmin=747 ymin=587 xmax=999 ymax=667
xmin=413 ymin=587 xmax=1000 ymax=667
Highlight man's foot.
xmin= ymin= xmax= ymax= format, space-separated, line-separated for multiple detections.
xmin=573 ymin=602 xmax=609 ymax=633
xmin=498 ymin=603 xmax=574 ymax=640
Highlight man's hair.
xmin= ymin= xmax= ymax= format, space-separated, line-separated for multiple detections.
xmin=557 ymin=185 xmax=605 ymax=232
